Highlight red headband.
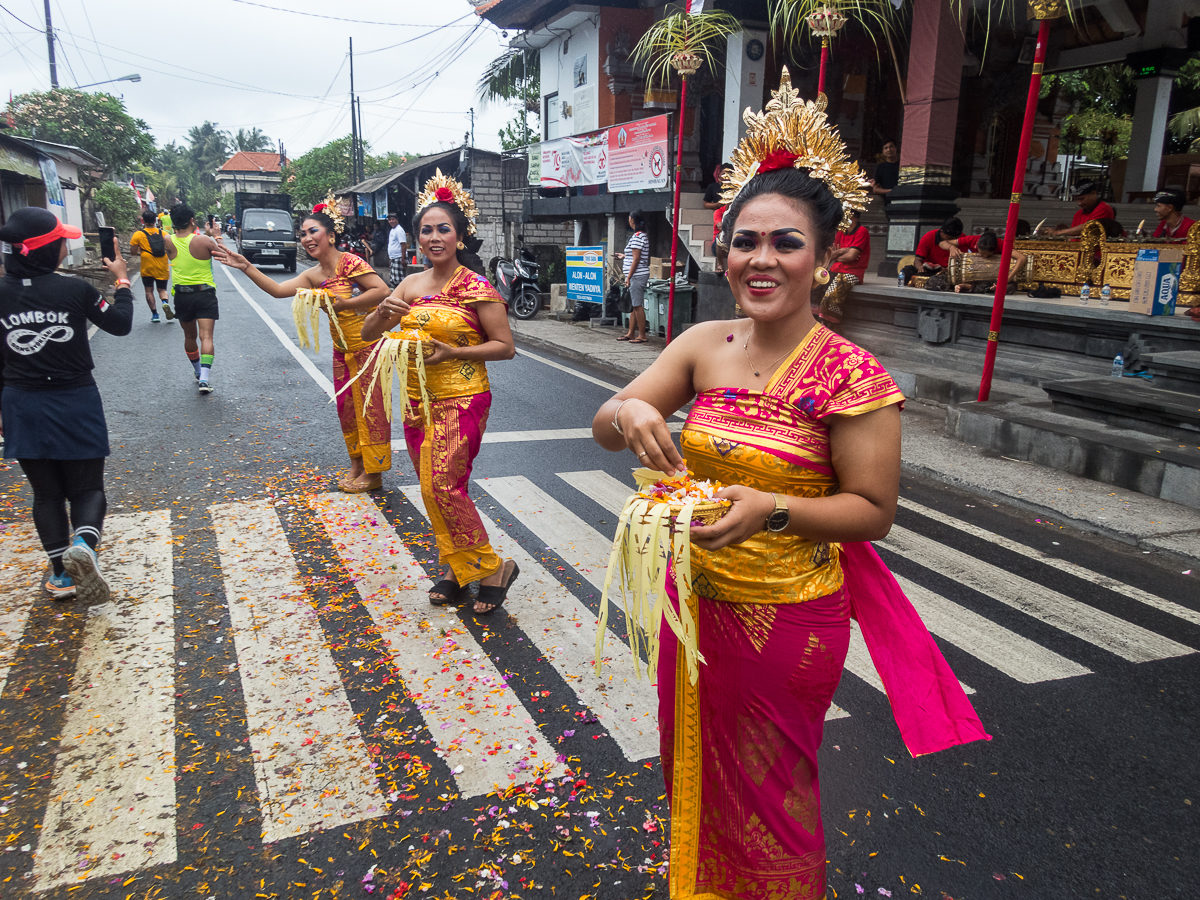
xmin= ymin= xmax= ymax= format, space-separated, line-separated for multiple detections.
xmin=13 ymin=220 xmax=82 ymax=255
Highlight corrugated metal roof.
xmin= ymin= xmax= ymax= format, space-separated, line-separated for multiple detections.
xmin=338 ymin=149 xmax=461 ymax=195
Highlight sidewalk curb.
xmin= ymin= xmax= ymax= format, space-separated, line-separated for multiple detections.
xmin=899 ymin=458 xmax=1200 ymax=570
xmin=515 ymin=333 xmax=645 ymax=384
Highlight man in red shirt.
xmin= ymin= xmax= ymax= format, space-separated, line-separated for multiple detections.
xmin=817 ymin=209 xmax=871 ymax=326
xmin=1152 ymin=189 xmax=1194 ymax=241
xmin=1049 ymin=182 xmax=1115 ymax=238
xmin=914 ymin=217 xmax=964 ymax=271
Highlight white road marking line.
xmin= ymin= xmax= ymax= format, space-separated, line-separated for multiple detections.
xmin=0 ymin=524 xmax=42 ymax=697
xmin=516 ymin=346 xmax=687 ymax=420
xmin=210 ymin=500 xmax=385 ymax=842
xmin=401 ymin=487 xmax=661 ymax=761
xmin=34 ymin=512 xmax=177 ymax=890
xmin=219 ymin=265 xmax=335 ymax=397
xmin=476 ymin=476 xmax=613 ymax=593
xmin=312 ymin=492 xmax=567 ymax=795
xmin=898 ymin=497 xmax=1200 ymax=627
xmin=895 ymin=574 xmax=1090 ymax=683
xmin=881 ymin=525 xmax=1194 ymax=663
xmin=478 ymin=476 xmax=850 ymax=726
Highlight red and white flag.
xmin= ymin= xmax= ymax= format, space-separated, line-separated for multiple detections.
xmin=128 ymin=177 xmax=142 ymax=204
xmin=688 ymin=0 xmax=705 ymax=12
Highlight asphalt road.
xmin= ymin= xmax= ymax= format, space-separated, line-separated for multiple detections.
xmin=0 ymin=262 xmax=1196 ymax=900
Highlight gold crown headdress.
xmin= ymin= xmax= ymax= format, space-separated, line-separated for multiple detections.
xmin=720 ymin=67 xmax=870 ymax=232
xmin=313 ymin=190 xmax=345 ymax=233
xmin=416 ymin=169 xmax=479 ymax=235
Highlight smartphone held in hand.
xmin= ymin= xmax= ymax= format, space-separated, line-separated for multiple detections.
xmin=98 ymin=227 xmax=116 ymax=261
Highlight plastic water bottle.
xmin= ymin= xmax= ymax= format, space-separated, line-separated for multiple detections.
xmin=897 ymin=272 xmax=906 ymax=287
xmin=1079 ymin=283 xmax=1090 ymax=306
xmin=1111 ymin=354 xmax=1123 ymax=378
xmin=1100 ymin=283 xmax=1111 ymax=307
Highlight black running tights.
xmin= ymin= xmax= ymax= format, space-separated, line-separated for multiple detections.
xmin=17 ymin=458 xmax=106 ymax=575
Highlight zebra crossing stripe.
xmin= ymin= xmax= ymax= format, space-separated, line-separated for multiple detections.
xmin=895 ymin=574 xmax=1091 ymax=683
xmin=310 ymin=492 xmax=568 ymax=795
xmin=476 ymin=476 xmax=849 ymax=723
xmin=881 ymin=525 xmax=1194 ymax=663
xmin=401 ymin=486 xmax=661 ymax=762
xmin=0 ymin=524 xmax=42 ymax=697
xmin=34 ymin=512 xmax=177 ymax=890
xmin=897 ymin=498 xmax=1200 ymax=628
xmin=477 ymin=476 xmax=613 ymax=593
xmin=844 ymin=622 xmax=975 ymax=696
xmin=210 ymin=501 xmax=386 ymax=842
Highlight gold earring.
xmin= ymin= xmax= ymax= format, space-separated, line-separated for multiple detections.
xmin=329 ymin=237 xmax=336 ymax=245
xmin=456 ymin=240 xmax=465 ymax=250
xmin=815 ymin=267 xmax=830 ymax=285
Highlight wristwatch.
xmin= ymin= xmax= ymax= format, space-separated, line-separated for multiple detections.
xmin=765 ymin=493 xmax=790 ymax=533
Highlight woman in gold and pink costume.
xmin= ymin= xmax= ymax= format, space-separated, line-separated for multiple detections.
xmin=593 ymin=71 xmax=988 ymax=899
xmin=363 ymin=172 xmax=519 ymax=616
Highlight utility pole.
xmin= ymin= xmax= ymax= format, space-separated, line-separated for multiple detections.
xmin=357 ymin=97 xmax=365 ymax=182
xmin=349 ymin=38 xmax=360 ymax=184
xmin=43 ymin=0 xmax=57 ymax=88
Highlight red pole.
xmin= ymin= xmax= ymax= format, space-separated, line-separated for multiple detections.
xmin=666 ymin=75 xmax=689 ymax=344
xmin=977 ymin=19 xmax=1050 ymax=401
xmin=818 ymin=38 xmax=829 ymax=95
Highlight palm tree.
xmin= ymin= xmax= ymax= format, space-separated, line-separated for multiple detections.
xmin=477 ymin=48 xmax=540 ymax=149
xmin=233 ymin=127 xmax=272 ymax=152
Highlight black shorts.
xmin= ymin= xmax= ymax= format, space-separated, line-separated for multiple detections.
xmin=173 ymin=285 xmax=219 ymax=322
xmin=141 ymin=275 xmax=169 ymax=291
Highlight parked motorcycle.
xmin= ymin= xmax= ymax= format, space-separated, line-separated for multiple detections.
xmin=489 ymin=249 xmax=542 ymax=320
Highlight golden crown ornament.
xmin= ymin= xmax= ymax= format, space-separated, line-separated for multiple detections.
xmin=719 ymin=66 xmax=870 ymax=232
xmin=416 ymin=169 xmax=479 ymax=235
xmin=314 ymin=190 xmax=345 ymax=234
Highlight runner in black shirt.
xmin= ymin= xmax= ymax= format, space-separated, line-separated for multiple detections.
xmin=0 ymin=207 xmax=133 ymax=601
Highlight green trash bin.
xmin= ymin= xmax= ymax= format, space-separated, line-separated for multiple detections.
xmin=644 ymin=280 xmax=694 ymax=338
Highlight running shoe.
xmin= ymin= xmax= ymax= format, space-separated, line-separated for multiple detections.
xmin=44 ymin=571 xmax=76 ymax=600
xmin=62 ymin=539 xmax=110 ymax=603
xmin=198 ymin=380 xmax=213 ymax=395
xmin=151 ymin=312 xmax=161 ymax=323
xmin=161 ymin=301 xmax=175 ymax=320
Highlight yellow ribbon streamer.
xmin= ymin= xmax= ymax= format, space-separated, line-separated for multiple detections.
xmin=292 ymin=288 xmax=346 ymax=352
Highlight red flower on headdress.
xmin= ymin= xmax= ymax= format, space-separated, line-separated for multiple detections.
xmin=435 ymin=186 xmax=455 ymax=203
xmin=312 ymin=202 xmax=328 ymax=214
xmin=757 ymin=149 xmax=800 ymax=174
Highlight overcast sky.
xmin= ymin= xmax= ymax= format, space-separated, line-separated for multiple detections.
xmin=0 ymin=0 xmax=517 ymax=160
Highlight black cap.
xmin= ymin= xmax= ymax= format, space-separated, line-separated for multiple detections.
xmin=1072 ymin=181 xmax=1099 ymax=198
xmin=1154 ymin=189 xmax=1186 ymax=210
xmin=0 ymin=206 xmax=82 ymax=245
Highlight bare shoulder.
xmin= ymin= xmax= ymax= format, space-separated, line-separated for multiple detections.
xmin=669 ymin=318 xmax=737 ymax=357
xmin=397 ymin=270 xmax=434 ymax=301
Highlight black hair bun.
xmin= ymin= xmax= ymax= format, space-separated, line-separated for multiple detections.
xmin=464 ymin=234 xmax=484 ymax=255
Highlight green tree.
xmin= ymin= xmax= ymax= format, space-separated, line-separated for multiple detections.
xmin=9 ymin=88 xmax=154 ymax=202
xmin=367 ymin=151 xmax=412 ymax=176
xmin=280 ymin=136 xmax=356 ymax=209
xmin=232 ymin=127 xmax=272 ymax=152
xmin=477 ymin=48 xmax=540 ymax=150
xmin=93 ymin=181 xmax=141 ymax=233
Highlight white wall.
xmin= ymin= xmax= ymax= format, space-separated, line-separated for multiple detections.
xmin=539 ymin=17 xmax=601 ymax=139
xmin=52 ymin=158 xmax=86 ymax=265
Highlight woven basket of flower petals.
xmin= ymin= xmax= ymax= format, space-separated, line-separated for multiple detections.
xmin=634 ymin=470 xmax=731 ymax=529
xmin=384 ymin=328 xmax=435 ymax=361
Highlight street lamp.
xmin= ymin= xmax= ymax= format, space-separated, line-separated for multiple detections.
xmin=74 ymin=74 xmax=141 ymax=90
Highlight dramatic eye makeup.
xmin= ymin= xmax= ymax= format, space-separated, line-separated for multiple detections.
xmin=731 ymin=227 xmax=806 ymax=251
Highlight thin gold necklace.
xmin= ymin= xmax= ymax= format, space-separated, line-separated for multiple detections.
xmin=743 ymin=333 xmax=793 ymax=378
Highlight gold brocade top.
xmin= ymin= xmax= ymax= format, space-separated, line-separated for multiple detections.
xmin=321 ymin=252 xmax=378 ymax=353
xmin=400 ymin=265 xmax=505 ymax=401
xmin=682 ymin=325 xmax=904 ymax=606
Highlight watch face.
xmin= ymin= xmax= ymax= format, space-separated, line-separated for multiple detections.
xmin=746 ymin=39 xmax=764 ymax=61
xmin=767 ymin=509 xmax=789 ymax=531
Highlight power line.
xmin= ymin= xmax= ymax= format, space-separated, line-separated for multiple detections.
xmin=77 ymin=0 xmax=111 ymax=80
xmin=226 ymin=0 xmax=477 ymax=27
xmin=0 ymin=2 xmax=38 ymax=30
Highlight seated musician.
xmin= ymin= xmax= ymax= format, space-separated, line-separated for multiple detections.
xmin=914 ymin=217 xmax=963 ymax=272
xmin=1152 ymin=190 xmax=1194 ymax=242
xmin=1048 ymin=182 xmax=1115 ymax=238
xmin=952 ymin=232 xmax=1028 ymax=294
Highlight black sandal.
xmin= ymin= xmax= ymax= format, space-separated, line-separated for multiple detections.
xmin=429 ymin=579 xmax=465 ymax=606
xmin=474 ymin=562 xmax=520 ymax=616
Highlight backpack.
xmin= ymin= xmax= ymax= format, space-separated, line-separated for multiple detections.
xmin=140 ymin=227 xmax=166 ymax=257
